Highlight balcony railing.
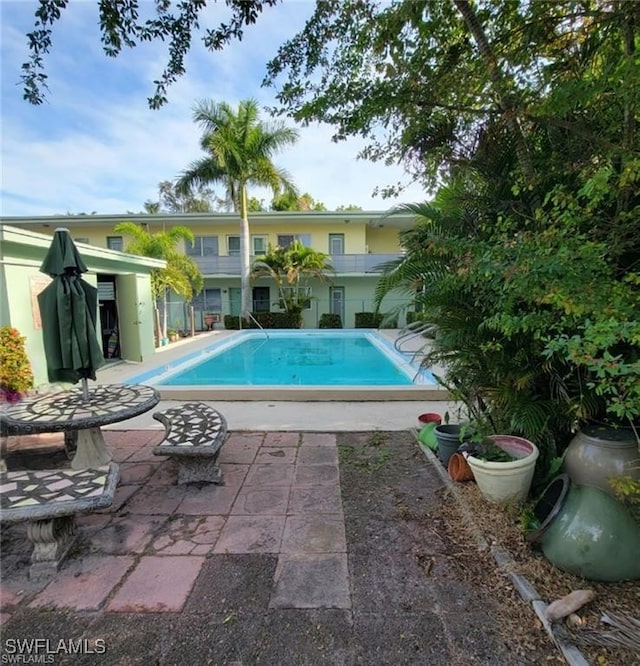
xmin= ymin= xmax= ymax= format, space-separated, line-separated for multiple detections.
xmin=193 ymin=253 xmax=403 ymax=275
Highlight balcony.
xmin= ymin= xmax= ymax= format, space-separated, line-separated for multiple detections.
xmin=193 ymin=253 xmax=403 ymax=276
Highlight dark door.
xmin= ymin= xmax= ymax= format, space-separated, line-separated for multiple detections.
xmin=253 ymin=287 xmax=271 ymax=312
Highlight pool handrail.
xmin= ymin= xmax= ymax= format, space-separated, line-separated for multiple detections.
xmin=240 ymin=311 xmax=270 ymax=339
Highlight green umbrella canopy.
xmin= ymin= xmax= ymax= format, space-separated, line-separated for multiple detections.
xmin=37 ymin=228 xmax=105 ymax=385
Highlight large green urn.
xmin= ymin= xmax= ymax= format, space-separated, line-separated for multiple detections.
xmin=527 ymin=474 xmax=640 ymax=582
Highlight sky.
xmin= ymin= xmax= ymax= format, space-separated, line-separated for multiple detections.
xmin=0 ymin=0 xmax=429 ymax=217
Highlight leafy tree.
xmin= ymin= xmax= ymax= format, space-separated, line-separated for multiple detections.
xmin=176 ymin=98 xmax=298 ymax=321
xmin=271 ymin=191 xmax=327 ymax=211
xmin=352 ymin=1 xmax=640 ymax=476
xmin=20 ymin=0 xmax=280 ymax=108
xmin=251 ymin=240 xmax=334 ymax=324
xmin=265 ymin=0 xmax=640 ymax=210
xmin=248 ymin=197 xmax=266 ymax=212
xmin=335 ymin=204 xmax=362 ymax=212
xmin=143 ymin=180 xmax=221 ymax=214
xmin=113 ymin=222 xmax=203 ymax=339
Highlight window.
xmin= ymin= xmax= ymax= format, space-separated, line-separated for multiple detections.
xmin=277 ymin=233 xmax=311 ymax=248
xmin=329 ymin=233 xmax=344 ymax=255
xmin=280 ymin=286 xmax=312 ymax=310
xmin=74 ymin=237 xmax=90 ymax=244
xmin=106 ymin=236 xmax=123 ymax=251
xmin=186 ymin=236 xmax=219 ymax=257
xmin=252 ymin=235 xmax=268 ymax=256
xmin=191 ymin=288 xmax=222 ymax=311
xmin=227 ymin=236 xmax=241 ymax=256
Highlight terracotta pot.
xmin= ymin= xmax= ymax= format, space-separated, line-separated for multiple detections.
xmin=448 ymin=452 xmax=474 ymax=482
xmin=527 ymin=474 xmax=640 ymax=582
xmin=564 ymin=424 xmax=639 ymax=496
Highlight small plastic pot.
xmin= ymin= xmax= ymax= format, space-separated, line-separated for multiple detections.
xmin=418 ymin=412 xmax=442 ymax=429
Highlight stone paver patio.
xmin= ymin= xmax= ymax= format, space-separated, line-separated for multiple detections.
xmin=1 ymin=430 xmax=349 ymax=616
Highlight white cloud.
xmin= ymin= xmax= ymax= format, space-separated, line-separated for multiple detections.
xmin=0 ymin=1 xmax=428 ymax=217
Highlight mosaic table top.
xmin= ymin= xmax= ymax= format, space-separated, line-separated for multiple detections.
xmin=0 ymin=463 xmax=120 ymax=522
xmin=0 ymin=384 xmax=159 ymax=436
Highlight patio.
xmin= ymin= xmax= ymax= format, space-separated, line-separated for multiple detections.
xmin=0 ymin=428 xmax=539 ymax=665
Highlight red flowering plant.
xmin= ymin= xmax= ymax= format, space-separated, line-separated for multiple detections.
xmin=0 ymin=327 xmax=34 ymax=403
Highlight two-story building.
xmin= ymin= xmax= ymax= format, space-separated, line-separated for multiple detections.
xmin=2 ymin=210 xmax=416 ymax=338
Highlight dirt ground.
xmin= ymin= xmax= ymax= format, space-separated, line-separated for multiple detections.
xmin=428 ymin=450 xmax=640 ymax=665
xmin=338 ymin=429 xmax=640 ymax=665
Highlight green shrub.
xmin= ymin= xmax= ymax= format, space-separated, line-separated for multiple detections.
xmin=223 ymin=315 xmax=242 ymax=330
xmin=319 ymin=313 xmax=342 ymax=328
xmin=254 ymin=311 xmax=301 ymax=328
xmin=355 ymin=312 xmax=383 ymax=328
xmin=0 ymin=327 xmax=34 ymax=400
xmin=224 ymin=312 xmax=302 ymax=329
xmin=355 ymin=312 xmax=397 ymax=328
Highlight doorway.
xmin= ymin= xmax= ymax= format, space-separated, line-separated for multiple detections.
xmin=330 ymin=286 xmax=345 ymax=325
xmin=97 ymin=276 xmax=119 ymax=359
xmin=253 ymin=286 xmax=270 ymax=313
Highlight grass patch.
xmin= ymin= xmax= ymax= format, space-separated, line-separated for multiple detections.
xmin=338 ymin=431 xmax=391 ymax=473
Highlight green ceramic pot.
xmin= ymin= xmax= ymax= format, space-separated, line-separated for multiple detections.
xmin=527 ymin=474 xmax=640 ymax=582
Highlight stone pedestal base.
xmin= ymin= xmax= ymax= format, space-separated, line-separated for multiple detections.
xmin=176 ymin=458 xmax=224 ymax=485
xmin=27 ymin=515 xmax=78 ymax=578
xmin=71 ymin=428 xmax=112 ymax=469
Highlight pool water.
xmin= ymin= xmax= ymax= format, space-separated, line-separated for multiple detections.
xmin=152 ymin=331 xmax=430 ymax=387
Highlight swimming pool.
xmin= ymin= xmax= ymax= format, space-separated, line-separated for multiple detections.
xmin=126 ymin=330 xmax=441 ymax=401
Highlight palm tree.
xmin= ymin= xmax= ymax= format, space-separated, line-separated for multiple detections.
xmin=114 ymin=222 xmax=204 ymax=340
xmin=176 ymin=98 xmax=299 ymax=321
xmin=251 ymin=240 xmax=334 ymax=325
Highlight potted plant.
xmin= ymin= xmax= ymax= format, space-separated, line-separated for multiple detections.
xmin=544 ymin=320 xmax=640 ymax=497
xmin=203 ymin=312 xmax=216 ymax=330
xmin=167 ymin=329 xmax=179 ymax=343
xmin=464 ymin=435 xmax=539 ymax=504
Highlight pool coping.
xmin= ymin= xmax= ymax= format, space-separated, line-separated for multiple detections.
xmin=154 ymin=384 xmax=449 ymax=401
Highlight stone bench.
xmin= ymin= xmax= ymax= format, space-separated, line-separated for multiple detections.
xmin=0 ymin=463 xmax=120 ymax=578
xmin=152 ymin=403 xmax=228 ymax=485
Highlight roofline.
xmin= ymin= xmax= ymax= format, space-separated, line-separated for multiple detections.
xmin=0 ymin=209 xmax=416 ymax=229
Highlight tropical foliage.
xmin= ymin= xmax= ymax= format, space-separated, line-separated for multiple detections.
xmin=114 ymin=222 xmax=203 ymax=340
xmin=251 ymin=240 xmax=334 ymax=325
xmin=326 ymin=2 xmax=640 ymax=475
xmin=176 ymin=98 xmax=298 ymax=321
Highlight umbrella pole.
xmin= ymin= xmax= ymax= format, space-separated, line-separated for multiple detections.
xmin=81 ymin=378 xmax=90 ymax=403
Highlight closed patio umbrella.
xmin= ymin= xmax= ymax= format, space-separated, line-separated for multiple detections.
xmin=37 ymin=228 xmax=105 ymax=402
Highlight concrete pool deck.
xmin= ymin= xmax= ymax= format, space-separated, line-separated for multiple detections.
xmin=96 ymin=329 xmax=457 ymax=431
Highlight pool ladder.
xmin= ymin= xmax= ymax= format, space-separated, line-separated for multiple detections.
xmin=240 ymin=311 xmax=270 ymax=339
xmin=394 ymin=321 xmax=435 ymax=361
